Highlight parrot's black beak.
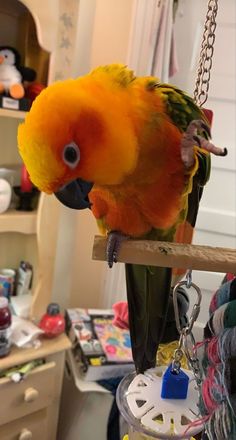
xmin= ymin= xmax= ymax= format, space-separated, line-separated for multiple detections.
xmin=54 ymin=178 xmax=94 ymax=210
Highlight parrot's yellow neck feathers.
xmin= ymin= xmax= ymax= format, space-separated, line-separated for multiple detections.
xmin=89 ymin=64 xmax=136 ymax=87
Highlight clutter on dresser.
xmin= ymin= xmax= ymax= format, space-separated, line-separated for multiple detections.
xmin=10 ymin=315 xmax=43 ymax=348
xmin=15 ymin=261 xmax=33 ymax=296
xmin=0 ymin=268 xmax=16 ymax=298
xmin=0 ymin=358 xmax=43 ymax=382
xmin=0 ymin=261 xmax=33 ymax=301
xmin=66 ymin=308 xmax=134 ymax=381
xmin=0 ymin=296 xmax=12 ymax=358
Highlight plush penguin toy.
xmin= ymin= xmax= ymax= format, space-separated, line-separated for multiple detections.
xmin=0 ymin=46 xmax=36 ymax=100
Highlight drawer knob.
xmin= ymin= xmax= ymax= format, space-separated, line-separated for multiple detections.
xmin=24 ymin=387 xmax=39 ymax=402
xmin=19 ymin=429 xmax=33 ymax=440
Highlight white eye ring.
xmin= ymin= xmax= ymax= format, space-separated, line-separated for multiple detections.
xmin=62 ymin=141 xmax=80 ymax=169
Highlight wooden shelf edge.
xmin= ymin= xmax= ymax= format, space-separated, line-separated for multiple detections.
xmin=0 ymin=334 xmax=71 ymax=371
xmin=92 ymin=235 xmax=236 ymax=274
xmin=0 ymin=108 xmax=27 ymax=120
xmin=0 ymin=209 xmax=37 ymax=234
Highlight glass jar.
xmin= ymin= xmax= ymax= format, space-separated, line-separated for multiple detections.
xmin=116 ymin=372 xmax=198 ymax=440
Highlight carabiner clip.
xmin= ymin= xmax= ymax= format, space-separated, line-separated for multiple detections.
xmin=173 ymin=273 xmax=202 ymax=335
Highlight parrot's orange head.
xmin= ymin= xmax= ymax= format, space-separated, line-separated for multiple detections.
xmin=18 ymin=74 xmax=138 ymax=208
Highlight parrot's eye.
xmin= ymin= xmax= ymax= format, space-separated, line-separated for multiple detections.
xmin=63 ymin=142 xmax=80 ymax=169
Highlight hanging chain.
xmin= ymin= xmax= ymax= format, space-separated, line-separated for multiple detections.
xmin=193 ymin=0 xmax=219 ymax=106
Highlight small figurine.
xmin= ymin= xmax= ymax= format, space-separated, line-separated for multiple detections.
xmin=0 ymin=46 xmax=36 ymax=99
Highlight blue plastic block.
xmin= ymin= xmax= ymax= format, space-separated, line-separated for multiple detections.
xmin=161 ymin=364 xmax=189 ymax=399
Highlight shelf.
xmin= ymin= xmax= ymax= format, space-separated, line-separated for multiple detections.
xmin=0 ymin=108 xmax=27 ymax=120
xmin=0 ymin=334 xmax=71 ymax=371
xmin=0 ymin=209 xmax=37 ymax=234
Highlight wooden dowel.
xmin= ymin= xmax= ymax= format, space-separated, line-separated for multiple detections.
xmin=92 ymin=235 xmax=236 ymax=274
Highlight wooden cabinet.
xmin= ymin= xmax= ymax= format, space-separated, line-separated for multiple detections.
xmin=0 ymin=0 xmax=77 ymax=437
xmin=0 ymin=361 xmax=56 ymax=425
xmin=0 ymin=107 xmax=60 ymax=320
xmin=0 ymin=0 xmax=81 ymax=318
xmin=0 ymin=336 xmax=71 ymax=440
xmin=0 ymin=410 xmax=48 ymax=440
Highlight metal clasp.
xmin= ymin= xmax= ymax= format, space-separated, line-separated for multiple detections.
xmin=172 ymin=272 xmax=203 ymax=386
xmin=173 ymin=271 xmax=202 ymax=336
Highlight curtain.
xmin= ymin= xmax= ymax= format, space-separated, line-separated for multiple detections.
xmin=149 ymin=0 xmax=179 ymax=82
xmin=101 ymin=264 xmax=127 ymax=308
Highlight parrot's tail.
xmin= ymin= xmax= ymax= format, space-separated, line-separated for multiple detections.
xmin=125 ymin=264 xmax=190 ymax=373
xmin=125 ymin=264 xmax=172 ymax=374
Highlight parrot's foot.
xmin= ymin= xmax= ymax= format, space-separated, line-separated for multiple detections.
xmin=181 ymin=119 xmax=227 ymax=169
xmin=106 ymin=231 xmax=128 ymax=268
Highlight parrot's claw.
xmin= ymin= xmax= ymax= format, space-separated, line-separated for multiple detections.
xmin=106 ymin=231 xmax=128 ymax=268
xmin=181 ymin=119 xmax=228 ymax=169
xmin=193 ymin=135 xmax=228 ymax=157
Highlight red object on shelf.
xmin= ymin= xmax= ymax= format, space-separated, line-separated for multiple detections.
xmin=20 ymin=164 xmax=33 ymax=193
xmin=39 ymin=303 xmax=65 ymax=338
xmin=25 ymin=82 xmax=45 ymax=105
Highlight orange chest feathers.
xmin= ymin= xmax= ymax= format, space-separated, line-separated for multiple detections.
xmin=90 ymin=119 xmax=185 ymax=237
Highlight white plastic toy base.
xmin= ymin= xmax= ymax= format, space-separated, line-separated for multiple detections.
xmin=119 ymin=366 xmax=203 ymax=439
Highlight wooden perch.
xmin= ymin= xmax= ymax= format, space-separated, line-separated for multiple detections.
xmin=92 ymin=235 xmax=236 ymax=274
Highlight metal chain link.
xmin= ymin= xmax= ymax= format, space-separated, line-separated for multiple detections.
xmin=193 ymin=0 xmax=219 ymax=106
xmin=183 ymin=331 xmax=203 ymax=388
xmin=172 ymin=335 xmax=184 ymax=373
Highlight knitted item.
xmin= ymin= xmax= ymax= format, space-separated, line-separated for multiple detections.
xmin=199 ymin=274 xmax=236 ymax=439
xmin=205 ymin=401 xmax=236 ymax=440
xmin=209 ymin=278 xmax=236 ymax=316
xmin=205 ymin=299 xmax=236 ymax=337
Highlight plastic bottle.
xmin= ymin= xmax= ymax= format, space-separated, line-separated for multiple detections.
xmin=0 ymin=297 xmax=12 ymax=357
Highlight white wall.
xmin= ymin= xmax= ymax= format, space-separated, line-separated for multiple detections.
xmin=90 ymin=0 xmax=134 ymax=67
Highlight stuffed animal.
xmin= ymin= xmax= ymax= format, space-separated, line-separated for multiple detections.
xmin=0 ymin=46 xmax=36 ymax=100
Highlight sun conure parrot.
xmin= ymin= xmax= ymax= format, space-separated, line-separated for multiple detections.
xmin=17 ymin=64 xmax=227 ymax=373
